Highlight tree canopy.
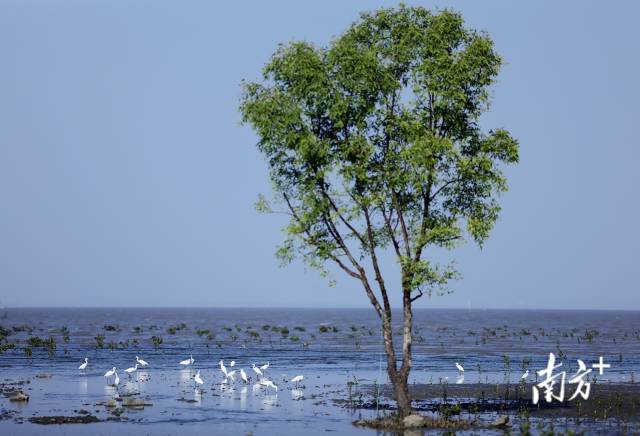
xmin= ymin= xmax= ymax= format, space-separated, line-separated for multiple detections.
xmin=240 ymin=5 xmax=519 ymax=313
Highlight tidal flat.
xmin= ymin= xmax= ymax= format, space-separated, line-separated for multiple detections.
xmin=0 ymin=308 xmax=638 ymax=435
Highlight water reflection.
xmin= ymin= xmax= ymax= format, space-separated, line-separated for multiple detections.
xmin=239 ymin=386 xmax=248 ymax=409
xmin=104 ymin=384 xmax=117 ymax=397
xmin=291 ymin=388 xmax=304 ymax=400
xmin=179 ymin=368 xmax=192 ymax=382
xmin=456 ymin=374 xmax=465 ymax=384
xmin=262 ymin=393 xmax=278 ymax=409
xmin=77 ymin=377 xmax=88 ymax=395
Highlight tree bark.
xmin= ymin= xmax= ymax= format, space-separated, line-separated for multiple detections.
xmin=391 ymin=371 xmax=411 ymax=417
xmin=380 ymin=274 xmax=414 ymax=418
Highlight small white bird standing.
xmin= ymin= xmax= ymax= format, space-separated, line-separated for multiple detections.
xmin=136 ymin=356 xmax=149 ymax=367
xmin=113 ymin=371 xmax=120 ymax=386
xmin=260 ymin=362 xmax=270 ymax=372
xmin=521 ymin=370 xmax=529 ymax=379
xmin=104 ymin=367 xmax=116 ymax=383
xmin=219 ymin=360 xmax=228 ymax=377
xmin=180 ymin=355 xmax=194 ymax=367
xmin=240 ymin=368 xmax=248 ymax=384
xmin=78 ymin=357 xmax=88 ymax=371
xmin=290 ymin=375 xmax=304 ymax=387
xmin=226 ymin=370 xmax=236 ymax=382
xmin=194 ymin=370 xmax=204 ymax=390
xmin=252 ymin=363 xmax=263 ymax=379
xmin=259 ymin=378 xmax=277 ymax=392
xmin=124 ymin=363 xmax=138 ymax=378
xmin=455 ymin=362 xmax=464 ymax=373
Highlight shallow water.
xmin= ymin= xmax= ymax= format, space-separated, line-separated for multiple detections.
xmin=1 ymin=308 xmax=638 ymax=434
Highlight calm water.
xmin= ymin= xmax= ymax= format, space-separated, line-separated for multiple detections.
xmin=0 ymin=308 xmax=638 ymax=435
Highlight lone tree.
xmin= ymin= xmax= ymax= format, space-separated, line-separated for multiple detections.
xmin=240 ymin=5 xmax=518 ymax=417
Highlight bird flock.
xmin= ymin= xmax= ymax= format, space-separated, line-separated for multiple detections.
xmin=78 ymin=355 xmax=303 ymax=394
xmin=79 ymin=357 xmax=528 ymax=393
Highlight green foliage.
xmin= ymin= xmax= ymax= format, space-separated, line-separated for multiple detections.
xmin=150 ymin=335 xmax=163 ymax=348
xmin=240 ymin=5 xmax=518 ymax=299
xmin=95 ymin=334 xmax=105 ymax=349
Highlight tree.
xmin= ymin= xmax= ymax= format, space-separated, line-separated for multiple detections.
xmin=239 ymin=5 xmax=518 ymax=417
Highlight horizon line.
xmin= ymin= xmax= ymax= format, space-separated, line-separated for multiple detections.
xmin=2 ymin=305 xmax=639 ymax=312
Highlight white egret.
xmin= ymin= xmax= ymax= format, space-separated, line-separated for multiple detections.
xmin=240 ymin=368 xmax=248 ymax=384
xmin=136 ymin=356 xmax=149 ymax=367
xmin=521 ymin=370 xmax=529 ymax=379
xmin=259 ymin=378 xmax=277 ymax=392
xmin=124 ymin=363 xmax=138 ymax=379
xmin=219 ymin=360 xmax=228 ymax=377
xmin=229 ymin=360 xmax=236 ymax=368
xmin=290 ymin=375 xmax=304 ymax=387
xmin=455 ymin=362 xmax=464 ymax=373
xmin=78 ymin=357 xmax=88 ymax=371
xmin=104 ymin=367 xmax=116 ymax=383
xmin=252 ymin=363 xmax=263 ymax=379
xmin=113 ymin=371 xmax=120 ymax=386
xmin=194 ymin=370 xmax=204 ymax=390
xmin=260 ymin=362 xmax=270 ymax=372
xmin=226 ymin=370 xmax=236 ymax=382
xmin=180 ymin=355 xmax=194 ymax=367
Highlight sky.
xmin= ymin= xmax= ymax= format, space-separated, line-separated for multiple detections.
xmin=0 ymin=1 xmax=638 ymax=310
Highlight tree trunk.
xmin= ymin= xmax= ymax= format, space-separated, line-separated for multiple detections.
xmin=380 ymin=281 xmax=414 ymax=418
xmin=391 ymin=371 xmax=411 ymax=417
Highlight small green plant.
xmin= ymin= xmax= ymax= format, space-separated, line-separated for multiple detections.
xmin=95 ymin=334 xmax=105 ymax=349
xmin=150 ymin=335 xmax=163 ymax=348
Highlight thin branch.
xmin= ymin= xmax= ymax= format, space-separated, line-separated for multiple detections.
xmin=319 ymin=182 xmax=367 ymax=247
xmin=380 ymin=203 xmax=402 ymax=258
xmin=282 ymin=192 xmax=363 ymax=281
xmin=363 ymin=206 xmax=392 ymax=320
xmin=429 ymin=177 xmax=461 ymax=202
xmin=392 ymin=192 xmax=411 ymax=257
xmin=410 ymin=287 xmax=424 ymax=303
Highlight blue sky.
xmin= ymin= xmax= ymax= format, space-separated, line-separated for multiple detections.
xmin=0 ymin=1 xmax=638 ymax=309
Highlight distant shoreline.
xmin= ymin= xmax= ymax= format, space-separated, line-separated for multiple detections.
xmin=2 ymin=306 xmax=639 ymax=313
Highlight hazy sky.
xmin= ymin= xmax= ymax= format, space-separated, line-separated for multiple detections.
xmin=1 ymin=1 xmax=638 ymax=309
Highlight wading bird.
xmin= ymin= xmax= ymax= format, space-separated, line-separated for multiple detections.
xmin=226 ymin=370 xmax=236 ymax=383
xmin=219 ymin=360 xmax=228 ymax=377
xmin=259 ymin=378 xmax=277 ymax=392
xmin=113 ymin=371 xmax=120 ymax=386
xmin=290 ymin=375 xmax=303 ymax=387
xmin=180 ymin=355 xmax=194 ymax=367
xmin=229 ymin=360 xmax=235 ymax=368
xmin=78 ymin=357 xmax=88 ymax=371
xmin=260 ymin=362 xmax=270 ymax=373
xmin=194 ymin=370 xmax=204 ymax=391
xmin=136 ymin=356 xmax=149 ymax=367
xmin=521 ymin=370 xmax=529 ymax=379
xmin=455 ymin=362 xmax=464 ymax=374
xmin=104 ymin=367 xmax=116 ymax=383
xmin=252 ymin=363 xmax=263 ymax=379
xmin=124 ymin=363 xmax=138 ymax=379
xmin=240 ymin=368 xmax=248 ymax=384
